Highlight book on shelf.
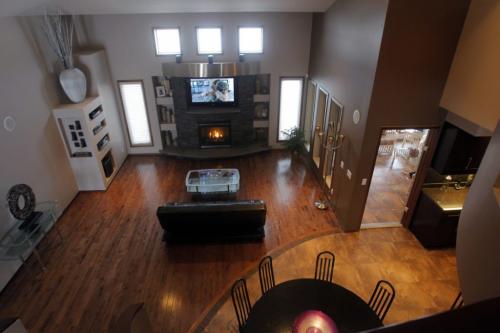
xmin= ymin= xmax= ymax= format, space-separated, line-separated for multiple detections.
xmin=164 ymin=108 xmax=169 ymax=123
xmin=158 ymin=105 xmax=175 ymax=123
xmin=167 ymin=130 xmax=173 ymax=145
xmin=161 ymin=130 xmax=167 ymax=147
xmin=162 ymin=130 xmax=175 ymax=146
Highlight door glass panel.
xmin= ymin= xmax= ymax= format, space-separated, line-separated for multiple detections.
xmin=303 ymin=81 xmax=317 ymax=152
xmin=312 ymin=88 xmax=328 ymax=168
xmin=278 ymin=78 xmax=303 ymax=141
xmin=322 ymin=98 xmax=343 ymax=189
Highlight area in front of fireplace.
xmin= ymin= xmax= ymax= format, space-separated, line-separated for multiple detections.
xmin=199 ymin=122 xmax=231 ymax=148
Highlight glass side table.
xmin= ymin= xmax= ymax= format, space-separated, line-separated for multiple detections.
xmin=0 ymin=201 xmax=63 ymax=271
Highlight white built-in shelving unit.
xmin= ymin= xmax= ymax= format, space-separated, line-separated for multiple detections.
xmin=51 ymin=49 xmax=128 ymax=191
xmin=53 ymin=97 xmax=118 ymax=191
xmin=253 ymin=74 xmax=271 ymax=144
xmin=153 ymin=77 xmax=178 ymax=148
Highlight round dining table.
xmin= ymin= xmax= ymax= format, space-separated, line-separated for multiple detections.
xmin=241 ymin=279 xmax=383 ymax=333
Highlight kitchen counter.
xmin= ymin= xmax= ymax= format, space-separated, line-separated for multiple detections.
xmin=422 ymin=187 xmax=469 ymax=211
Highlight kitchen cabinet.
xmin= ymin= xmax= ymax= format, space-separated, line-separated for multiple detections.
xmin=432 ymin=122 xmax=490 ymax=175
xmin=409 ymin=187 xmax=468 ymax=248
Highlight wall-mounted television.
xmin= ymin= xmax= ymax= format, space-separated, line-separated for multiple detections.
xmin=188 ymin=77 xmax=238 ymax=107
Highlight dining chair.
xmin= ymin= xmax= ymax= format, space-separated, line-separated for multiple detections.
xmin=231 ymin=278 xmax=252 ymax=331
xmin=450 ymin=291 xmax=464 ymax=310
xmin=368 ymin=280 xmax=395 ymax=321
xmin=314 ymin=251 xmax=335 ymax=283
xmin=258 ymin=256 xmax=276 ymax=295
xmin=378 ymin=139 xmax=395 ymax=156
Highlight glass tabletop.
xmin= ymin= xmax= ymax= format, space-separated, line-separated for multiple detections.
xmin=187 ymin=169 xmax=239 ymax=185
xmin=0 ymin=202 xmax=57 ymax=260
xmin=186 ymin=169 xmax=240 ymax=193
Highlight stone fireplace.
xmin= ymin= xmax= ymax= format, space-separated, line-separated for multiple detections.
xmin=199 ymin=122 xmax=231 ymax=148
xmin=156 ymin=64 xmax=271 ymax=158
xmin=170 ymin=76 xmax=256 ymax=149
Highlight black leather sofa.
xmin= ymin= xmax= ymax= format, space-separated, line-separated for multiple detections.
xmin=156 ymin=200 xmax=266 ymax=242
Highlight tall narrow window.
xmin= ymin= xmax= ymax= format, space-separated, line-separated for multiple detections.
xmin=239 ymin=27 xmax=263 ymax=54
xmin=118 ymin=81 xmax=153 ymax=147
xmin=196 ymin=27 xmax=222 ymax=54
xmin=153 ymin=28 xmax=181 ymax=55
xmin=278 ymin=78 xmax=304 ymax=141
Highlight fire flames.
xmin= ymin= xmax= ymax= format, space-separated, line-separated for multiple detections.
xmin=208 ymin=128 xmax=225 ymax=141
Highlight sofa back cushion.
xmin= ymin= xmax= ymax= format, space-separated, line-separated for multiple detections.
xmin=156 ymin=200 xmax=266 ymax=233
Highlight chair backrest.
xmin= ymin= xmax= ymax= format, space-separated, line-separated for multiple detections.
xmin=368 ymin=280 xmax=396 ymax=321
xmin=231 ymin=278 xmax=252 ymax=330
xmin=111 ymin=303 xmax=153 ymax=333
xmin=314 ymin=251 xmax=335 ymax=283
xmin=451 ymin=292 xmax=464 ymax=310
xmin=258 ymin=256 xmax=276 ymax=295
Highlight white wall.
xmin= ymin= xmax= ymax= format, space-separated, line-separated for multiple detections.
xmin=77 ymin=50 xmax=128 ymax=169
xmin=0 ymin=17 xmax=79 ymax=290
xmin=83 ymin=12 xmax=313 ymax=152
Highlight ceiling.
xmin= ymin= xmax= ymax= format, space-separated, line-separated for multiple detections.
xmin=1 ymin=0 xmax=336 ymax=17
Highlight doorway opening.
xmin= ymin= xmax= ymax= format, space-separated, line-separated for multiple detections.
xmin=361 ymin=128 xmax=430 ymax=228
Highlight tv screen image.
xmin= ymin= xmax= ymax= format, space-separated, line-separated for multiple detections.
xmin=189 ymin=78 xmax=235 ymax=104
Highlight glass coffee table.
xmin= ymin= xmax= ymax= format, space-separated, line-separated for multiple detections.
xmin=185 ymin=169 xmax=240 ymax=198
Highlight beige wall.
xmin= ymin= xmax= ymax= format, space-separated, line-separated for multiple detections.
xmin=83 ymin=13 xmax=313 ymax=153
xmin=0 ymin=17 xmax=79 ymax=290
xmin=456 ymin=121 xmax=500 ymax=304
xmin=441 ymin=0 xmax=500 ymax=132
xmin=308 ymin=0 xmax=388 ymax=231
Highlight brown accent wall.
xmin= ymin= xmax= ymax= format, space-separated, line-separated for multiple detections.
xmin=308 ymin=0 xmax=389 ymax=231
xmin=308 ymin=0 xmax=470 ymax=231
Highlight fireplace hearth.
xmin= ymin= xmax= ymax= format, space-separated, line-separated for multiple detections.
xmin=199 ymin=122 xmax=231 ymax=148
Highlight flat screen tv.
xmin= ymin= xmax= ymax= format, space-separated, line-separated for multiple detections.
xmin=188 ymin=77 xmax=237 ymax=107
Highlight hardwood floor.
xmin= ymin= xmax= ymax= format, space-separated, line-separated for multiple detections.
xmin=199 ymin=228 xmax=459 ymax=332
xmin=0 ymin=151 xmax=339 ymax=332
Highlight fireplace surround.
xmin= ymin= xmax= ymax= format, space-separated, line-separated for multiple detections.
xmin=170 ymin=76 xmax=255 ymax=148
xmin=153 ymin=65 xmax=271 ymax=158
xmin=199 ymin=122 xmax=231 ymax=148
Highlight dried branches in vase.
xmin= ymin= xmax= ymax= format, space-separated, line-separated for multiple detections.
xmin=40 ymin=10 xmax=87 ymax=103
xmin=41 ymin=11 xmax=74 ymax=69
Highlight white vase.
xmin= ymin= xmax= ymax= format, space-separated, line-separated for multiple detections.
xmin=59 ymin=67 xmax=87 ymax=103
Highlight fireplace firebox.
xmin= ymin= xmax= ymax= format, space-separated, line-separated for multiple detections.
xmin=199 ymin=122 xmax=231 ymax=148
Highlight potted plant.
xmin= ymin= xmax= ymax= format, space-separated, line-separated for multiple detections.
xmin=41 ymin=10 xmax=87 ymax=103
xmin=281 ymin=127 xmax=306 ymax=156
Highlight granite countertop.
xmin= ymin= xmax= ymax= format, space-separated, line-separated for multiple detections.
xmin=422 ymin=187 xmax=469 ymax=211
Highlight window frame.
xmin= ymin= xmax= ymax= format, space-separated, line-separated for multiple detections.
xmin=195 ymin=26 xmax=223 ymax=55
xmin=153 ymin=27 xmax=182 ymax=56
xmin=117 ymin=80 xmax=154 ymax=147
xmin=238 ymin=26 xmax=264 ymax=54
xmin=276 ymin=76 xmax=305 ymax=143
